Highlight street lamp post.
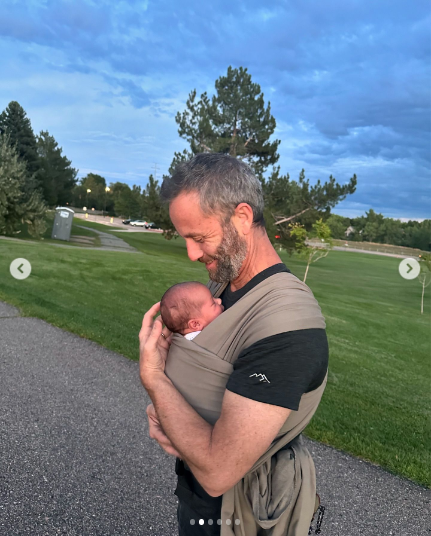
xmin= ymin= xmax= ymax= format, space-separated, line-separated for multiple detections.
xmin=86 ymin=189 xmax=91 ymax=210
xmin=104 ymin=186 xmax=110 ymax=217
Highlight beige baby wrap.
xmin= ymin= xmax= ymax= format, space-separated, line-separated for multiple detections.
xmin=165 ymin=271 xmax=327 ymax=536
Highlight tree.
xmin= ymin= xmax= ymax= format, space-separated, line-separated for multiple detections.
xmin=74 ymin=173 xmax=107 ymax=210
xmin=141 ymin=175 xmax=175 ymax=236
xmin=174 ymin=66 xmax=280 ymax=178
xmin=171 ymin=66 xmax=356 ymax=243
xmin=142 ymin=175 xmax=161 ymax=222
xmin=418 ymin=254 xmax=431 ymax=315
xmin=326 ymin=214 xmax=351 ymax=239
xmin=0 ymin=134 xmax=47 ymax=237
xmin=37 ymin=130 xmax=78 ymax=206
xmin=0 ymin=101 xmax=40 ymax=181
xmin=289 ymin=219 xmax=333 ymax=283
xmin=264 ymin=168 xmax=356 ymax=252
xmin=113 ymin=184 xmax=141 ymax=218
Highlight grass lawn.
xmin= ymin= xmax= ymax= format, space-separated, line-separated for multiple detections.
xmin=0 ymin=232 xmax=429 ymax=487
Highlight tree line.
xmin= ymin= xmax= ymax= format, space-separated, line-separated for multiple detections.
xmin=327 ymin=210 xmax=430 ymax=251
xmin=0 ymin=101 xmax=77 ymax=236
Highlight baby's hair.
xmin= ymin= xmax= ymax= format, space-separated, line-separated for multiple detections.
xmin=160 ymin=281 xmax=208 ymax=334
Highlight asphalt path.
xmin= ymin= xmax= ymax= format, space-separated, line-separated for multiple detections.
xmin=1 ymin=301 xmax=429 ymax=536
xmin=74 ymin=226 xmax=139 ymax=252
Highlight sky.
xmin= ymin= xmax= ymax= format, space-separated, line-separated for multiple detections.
xmin=0 ymin=0 xmax=430 ymax=220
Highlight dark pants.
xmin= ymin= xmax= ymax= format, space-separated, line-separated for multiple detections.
xmin=175 ymin=458 xmax=222 ymax=536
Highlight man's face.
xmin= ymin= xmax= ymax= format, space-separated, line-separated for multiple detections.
xmin=169 ymin=192 xmax=248 ymax=283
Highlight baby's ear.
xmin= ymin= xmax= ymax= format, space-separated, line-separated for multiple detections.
xmin=188 ymin=319 xmax=201 ymax=331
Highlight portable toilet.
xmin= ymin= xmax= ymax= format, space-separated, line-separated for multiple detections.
xmin=52 ymin=207 xmax=74 ymax=241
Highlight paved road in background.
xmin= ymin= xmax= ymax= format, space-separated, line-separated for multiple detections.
xmin=73 ymin=214 xmax=162 ymax=233
xmin=1 ymin=301 xmax=429 ymax=536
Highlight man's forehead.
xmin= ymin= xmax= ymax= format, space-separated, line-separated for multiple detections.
xmin=169 ymin=192 xmax=221 ymax=235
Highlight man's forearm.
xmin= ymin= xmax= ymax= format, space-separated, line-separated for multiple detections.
xmin=145 ymin=372 xmax=215 ymax=486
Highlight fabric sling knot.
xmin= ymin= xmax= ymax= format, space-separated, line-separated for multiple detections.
xmin=165 ymin=272 xmax=328 ymax=535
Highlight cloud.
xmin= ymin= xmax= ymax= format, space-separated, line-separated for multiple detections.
xmin=0 ymin=0 xmax=429 ymax=218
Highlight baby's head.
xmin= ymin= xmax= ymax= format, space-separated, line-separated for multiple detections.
xmin=160 ymin=281 xmax=224 ymax=336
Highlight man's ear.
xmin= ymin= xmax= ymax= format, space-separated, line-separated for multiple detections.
xmin=233 ymin=202 xmax=254 ymax=235
xmin=188 ymin=319 xmax=202 ymax=331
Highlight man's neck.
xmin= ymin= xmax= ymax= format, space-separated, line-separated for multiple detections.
xmin=229 ymin=232 xmax=283 ymax=292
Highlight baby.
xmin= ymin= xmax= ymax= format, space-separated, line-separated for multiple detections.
xmin=160 ymin=281 xmax=224 ymax=340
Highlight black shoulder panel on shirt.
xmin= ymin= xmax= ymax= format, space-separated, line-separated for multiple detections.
xmin=225 ymin=329 xmax=329 ymax=411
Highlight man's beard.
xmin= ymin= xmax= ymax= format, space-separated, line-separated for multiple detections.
xmin=203 ymin=222 xmax=248 ymax=283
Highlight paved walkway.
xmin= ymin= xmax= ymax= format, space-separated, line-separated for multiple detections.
xmin=0 ymin=230 xmax=139 ymax=254
xmin=0 ymin=301 xmax=429 ymax=535
xmin=74 ymin=225 xmax=138 ymax=252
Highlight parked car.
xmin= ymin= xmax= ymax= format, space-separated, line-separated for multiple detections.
xmin=122 ymin=219 xmax=133 ymax=225
xmin=144 ymin=222 xmax=161 ymax=230
xmin=130 ymin=220 xmax=148 ymax=227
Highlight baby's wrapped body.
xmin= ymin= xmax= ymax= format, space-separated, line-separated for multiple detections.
xmin=165 ymin=271 xmax=326 ymax=426
xmin=165 ymin=271 xmax=328 ymax=536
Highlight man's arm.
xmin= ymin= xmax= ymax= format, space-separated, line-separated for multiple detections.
xmin=146 ymin=373 xmax=290 ymax=497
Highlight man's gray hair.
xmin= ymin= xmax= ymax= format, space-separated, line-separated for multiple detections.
xmin=160 ymin=153 xmax=265 ymax=227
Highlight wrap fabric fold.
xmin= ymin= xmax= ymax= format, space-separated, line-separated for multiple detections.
xmin=220 ymin=376 xmax=326 ymax=536
xmin=164 ymin=272 xmax=327 ymax=535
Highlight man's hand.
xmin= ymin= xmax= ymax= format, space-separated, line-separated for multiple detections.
xmin=139 ymin=302 xmax=172 ymax=389
xmin=147 ymin=403 xmax=181 ymax=458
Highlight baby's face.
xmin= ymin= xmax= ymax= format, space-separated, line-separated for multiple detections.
xmin=195 ymin=287 xmax=224 ymax=329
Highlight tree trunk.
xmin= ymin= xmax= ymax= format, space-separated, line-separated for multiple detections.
xmin=421 ymin=280 xmax=425 ymax=314
xmin=303 ymin=262 xmax=310 ymax=283
xmin=230 ymin=112 xmax=238 ymax=156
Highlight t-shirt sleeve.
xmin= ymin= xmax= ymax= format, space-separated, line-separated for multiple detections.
xmin=225 ymin=328 xmax=329 ymax=411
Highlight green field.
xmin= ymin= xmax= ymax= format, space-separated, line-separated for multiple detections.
xmin=0 ymin=230 xmax=429 ymax=487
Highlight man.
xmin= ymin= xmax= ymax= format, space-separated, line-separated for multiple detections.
xmin=139 ymin=153 xmax=328 ymax=535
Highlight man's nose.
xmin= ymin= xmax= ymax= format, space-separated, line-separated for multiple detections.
xmin=185 ymin=240 xmax=202 ymax=262
xmin=216 ymin=298 xmax=222 ymax=305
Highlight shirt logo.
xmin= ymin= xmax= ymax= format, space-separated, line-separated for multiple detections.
xmin=249 ymin=373 xmax=271 ymax=383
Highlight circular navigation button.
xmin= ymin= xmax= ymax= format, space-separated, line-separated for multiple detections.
xmin=10 ymin=258 xmax=32 ymax=280
xmin=399 ymin=258 xmax=420 ymax=280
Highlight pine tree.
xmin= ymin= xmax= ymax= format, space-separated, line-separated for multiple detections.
xmin=141 ymin=174 xmax=172 ymax=232
xmin=142 ymin=175 xmax=162 ymax=222
xmin=263 ymin=168 xmax=357 ymax=250
xmin=175 ymin=66 xmax=280 ymax=178
xmin=0 ymin=134 xmax=47 ymax=237
xmin=37 ymin=130 xmax=78 ymax=206
xmin=0 ymin=135 xmax=26 ymax=235
xmin=0 ymin=101 xmax=40 ymax=181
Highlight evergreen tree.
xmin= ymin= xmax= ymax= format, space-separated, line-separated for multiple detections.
xmin=142 ymin=175 xmax=162 ymax=222
xmin=263 ymin=168 xmax=357 ymax=249
xmin=0 ymin=101 xmax=40 ymax=181
xmin=37 ymin=130 xmax=78 ymax=206
xmin=0 ymin=134 xmax=47 ymax=237
xmin=174 ymin=66 xmax=280 ymax=178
